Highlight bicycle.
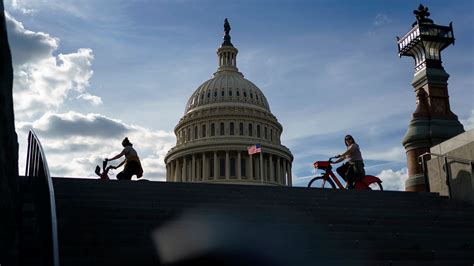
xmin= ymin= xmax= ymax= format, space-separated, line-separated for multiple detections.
xmin=307 ymin=157 xmax=383 ymax=190
xmin=94 ymin=159 xmax=115 ymax=180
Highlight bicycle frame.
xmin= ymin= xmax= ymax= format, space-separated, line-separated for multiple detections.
xmin=321 ymin=170 xmax=345 ymax=189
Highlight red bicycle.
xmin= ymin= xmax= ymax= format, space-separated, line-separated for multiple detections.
xmin=307 ymin=157 xmax=383 ymax=190
xmin=95 ymin=160 xmax=115 ymax=180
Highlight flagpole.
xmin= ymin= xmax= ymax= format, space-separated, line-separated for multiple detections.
xmin=260 ymin=151 xmax=264 ymax=184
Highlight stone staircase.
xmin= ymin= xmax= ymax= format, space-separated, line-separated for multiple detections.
xmin=20 ymin=177 xmax=474 ymax=266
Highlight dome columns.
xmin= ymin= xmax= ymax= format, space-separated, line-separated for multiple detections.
xmin=216 ymin=46 xmax=239 ymax=73
xmin=166 ymin=149 xmax=293 ymax=186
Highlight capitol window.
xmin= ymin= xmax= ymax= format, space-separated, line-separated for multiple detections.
xmin=249 ymin=123 xmax=253 ymax=136
xmin=230 ymin=122 xmax=235 ymax=135
xmin=211 ymin=123 xmax=215 ymax=136
xmin=220 ymin=122 xmax=225 ymax=135
xmin=202 ymin=125 xmax=206 ymax=138
xmin=264 ymin=127 xmax=268 ymax=139
xmin=194 ymin=126 xmax=198 ymax=139
xmin=257 ymin=125 xmax=261 ymax=138
xmin=239 ymin=123 xmax=244 ymax=135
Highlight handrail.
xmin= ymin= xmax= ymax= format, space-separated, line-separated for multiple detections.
xmin=420 ymin=152 xmax=474 ymax=165
xmin=25 ymin=129 xmax=60 ymax=266
xmin=418 ymin=152 xmax=474 ymax=198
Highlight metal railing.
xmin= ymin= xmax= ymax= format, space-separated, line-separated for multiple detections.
xmin=25 ymin=129 xmax=60 ymax=266
xmin=419 ymin=152 xmax=474 ymax=198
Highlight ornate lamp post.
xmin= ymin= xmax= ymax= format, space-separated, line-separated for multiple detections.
xmin=397 ymin=5 xmax=464 ymax=191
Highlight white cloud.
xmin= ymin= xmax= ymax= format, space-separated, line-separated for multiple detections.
xmin=376 ymin=168 xmax=408 ymax=191
xmin=374 ymin=14 xmax=391 ymax=26
xmin=460 ymin=109 xmax=474 ymax=131
xmin=10 ymin=0 xmax=36 ymax=14
xmin=77 ymin=93 xmax=103 ymax=105
xmin=5 ymin=13 xmax=100 ymax=118
xmin=5 ymin=12 xmax=58 ymax=65
xmin=17 ymin=111 xmax=175 ymax=180
xmin=8 ymin=13 xmax=174 ymax=181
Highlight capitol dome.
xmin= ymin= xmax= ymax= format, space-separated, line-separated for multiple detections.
xmin=165 ymin=19 xmax=293 ymax=186
xmin=185 ymin=70 xmax=271 ymax=114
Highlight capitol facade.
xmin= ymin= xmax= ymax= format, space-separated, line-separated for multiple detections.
xmin=164 ymin=19 xmax=293 ymax=186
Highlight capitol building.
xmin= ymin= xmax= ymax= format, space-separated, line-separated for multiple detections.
xmin=164 ymin=19 xmax=293 ymax=186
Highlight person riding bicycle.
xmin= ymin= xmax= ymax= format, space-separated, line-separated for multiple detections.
xmin=106 ymin=137 xmax=143 ymax=180
xmin=332 ymin=135 xmax=365 ymax=189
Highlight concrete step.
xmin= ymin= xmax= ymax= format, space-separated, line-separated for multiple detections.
xmin=54 ymin=201 xmax=474 ymax=225
xmin=54 ymin=191 xmax=458 ymax=208
xmin=52 ymin=178 xmax=444 ymax=199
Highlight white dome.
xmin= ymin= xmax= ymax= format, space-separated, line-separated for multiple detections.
xmin=185 ymin=71 xmax=271 ymax=114
xmin=165 ymin=19 xmax=293 ymax=187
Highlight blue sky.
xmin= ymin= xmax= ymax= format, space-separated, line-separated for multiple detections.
xmin=5 ymin=0 xmax=474 ymax=189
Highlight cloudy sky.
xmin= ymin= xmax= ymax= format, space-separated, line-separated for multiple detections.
xmin=5 ymin=0 xmax=473 ymax=190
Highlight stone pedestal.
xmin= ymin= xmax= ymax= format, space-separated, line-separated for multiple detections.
xmin=403 ymin=69 xmax=464 ymax=191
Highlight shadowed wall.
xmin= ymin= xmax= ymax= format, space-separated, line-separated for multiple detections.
xmin=0 ymin=1 xmax=20 ymax=265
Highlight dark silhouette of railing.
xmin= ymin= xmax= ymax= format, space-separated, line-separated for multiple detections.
xmin=25 ymin=129 xmax=60 ymax=266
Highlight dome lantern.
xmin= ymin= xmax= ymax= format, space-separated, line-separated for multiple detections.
xmin=215 ymin=18 xmax=240 ymax=76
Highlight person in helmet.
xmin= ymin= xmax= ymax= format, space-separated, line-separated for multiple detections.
xmin=332 ymin=135 xmax=365 ymax=189
xmin=106 ymin=137 xmax=143 ymax=180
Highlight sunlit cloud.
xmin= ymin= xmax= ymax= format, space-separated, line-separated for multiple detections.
xmin=17 ymin=111 xmax=175 ymax=180
xmin=460 ymin=109 xmax=474 ymax=131
xmin=376 ymin=168 xmax=408 ymax=191
xmin=6 ymin=12 xmax=98 ymax=119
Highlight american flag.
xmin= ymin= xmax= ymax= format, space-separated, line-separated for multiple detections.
xmin=247 ymin=144 xmax=262 ymax=155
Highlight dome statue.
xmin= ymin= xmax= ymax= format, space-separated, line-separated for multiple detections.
xmin=164 ymin=19 xmax=293 ymax=186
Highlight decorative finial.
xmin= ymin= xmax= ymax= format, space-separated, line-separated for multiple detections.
xmin=222 ymin=18 xmax=233 ymax=47
xmin=412 ymin=4 xmax=433 ymax=26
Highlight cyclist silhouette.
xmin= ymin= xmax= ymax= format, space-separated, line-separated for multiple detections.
xmin=332 ymin=135 xmax=365 ymax=189
xmin=106 ymin=137 xmax=143 ymax=180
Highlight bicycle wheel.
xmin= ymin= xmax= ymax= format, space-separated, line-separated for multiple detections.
xmin=308 ymin=176 xmax=336 ymax=189
xmin=368 ymin=181 xmax=383 ymax=191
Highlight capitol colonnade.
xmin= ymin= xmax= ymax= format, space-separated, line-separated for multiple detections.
xmin=165 ymin=19 xmax=293 ymax=186
xmin=166 ymin=149 xmax=292 ymax=186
